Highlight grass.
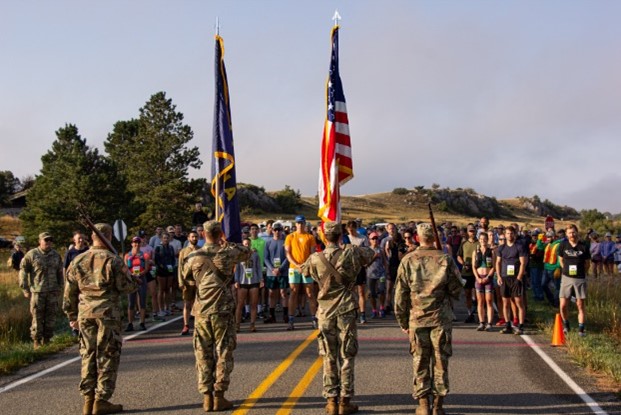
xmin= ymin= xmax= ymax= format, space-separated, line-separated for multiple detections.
xmin=0 ymin=250 xmax=78 ymax=376
xmin=527 ymin=274 xmax=621 ymax=393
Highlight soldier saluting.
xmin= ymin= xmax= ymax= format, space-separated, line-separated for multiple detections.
xmin=63 ymin=223 xmax=138 ymax=415
xmin=302 ymin=221 xmax=374 ymax=415
xmin=395 ymin=223 xmax=464 ymax=415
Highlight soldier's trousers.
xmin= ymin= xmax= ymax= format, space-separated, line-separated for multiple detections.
xmin=409 ymin=325 xmax=452 ymax=398
xmin=316 ymin=310 xmax=358 ymax=398
xmin=78 ymin=318 xmax=123 ymax=401
xmin=29 ymin=290 xmax=59 ymax=341
xmin=193 ymin=312 xmax=237 ymax=394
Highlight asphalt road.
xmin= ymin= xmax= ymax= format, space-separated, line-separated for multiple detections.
xmin=0 ymin=304 xmax=619 ymax=415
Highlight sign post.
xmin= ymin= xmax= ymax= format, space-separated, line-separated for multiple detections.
xmin=113 ymin=219 xmax=127 ymax=256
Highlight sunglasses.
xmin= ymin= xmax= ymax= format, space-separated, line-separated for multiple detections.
xmin=498 ymin=238 xmax=506 ymax=241
xmin=370 ymin=237 xmax=378 ymax=240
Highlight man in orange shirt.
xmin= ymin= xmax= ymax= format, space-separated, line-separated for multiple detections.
xmin=285 ymin=215 xmax=317 ymax=330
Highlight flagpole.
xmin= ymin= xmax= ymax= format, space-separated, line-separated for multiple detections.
xmin=332 ymin=10 xmax=341 ymax=27
xmin=214 ymin=17 xmax=221 ymax=221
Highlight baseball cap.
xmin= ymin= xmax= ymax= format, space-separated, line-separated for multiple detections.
xmin=204 ymin=220 xmax=222 ymax=233
xmin=166 ymin=226 xmax=175 ymax=233
xmin=138 ymin=230 xmax=146 ymax=237
xmin=323 ymin=221 xmax=342 ymax=236
xmin=272 ymin=223 xmax=283 ymax=231
xmin=368 ymin=231 xmax=379 ymax=239
xmin=605 ymin=232 xmax=612 ymax=237
xmin=131 ymin=236 xmax=141 ymax=243
xmin=39 ymin=232 xmax=53 ymax=241
xmin=295 ymin=215 xmax=306 ymax=223
xmin=546 ymin=230 xmax=555 ymax=237
xmin=241 ymin=226 xmax=250 ymax=233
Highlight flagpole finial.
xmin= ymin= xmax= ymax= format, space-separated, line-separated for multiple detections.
xmin=215 ymin=16 xmax=220 ymax=36
xmin=332 ymin=10 xmax=341 ymax=27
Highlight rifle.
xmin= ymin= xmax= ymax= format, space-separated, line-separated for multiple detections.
xmin=76 ymin=204 xmax=118 ymax=255
xmin=428 ymin=203 xmax=442 ymax=251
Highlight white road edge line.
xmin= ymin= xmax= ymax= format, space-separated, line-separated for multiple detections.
xmin=0 ymin=315 xmax=183 ymax=394
xmin=521 ymin=334 xmax=608 ymax=415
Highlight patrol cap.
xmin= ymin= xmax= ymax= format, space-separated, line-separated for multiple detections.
xmin=295 ymin=215 xmax=306 ymax=223
xmin=417 ymin=223 xmax=435 ymax=240
xmin=39 ymin=232 xmax=53 ymax=241
xmin=94 ymin=223 xmax=112 ymax=235
xmin=323 ymin=221 xmax=342 ymax=236
xmin=203 ymin=220 xmax=222 ymax=233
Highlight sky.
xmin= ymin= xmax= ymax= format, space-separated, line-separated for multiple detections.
xmin=1 ymin=1 xmax=621 ymax=213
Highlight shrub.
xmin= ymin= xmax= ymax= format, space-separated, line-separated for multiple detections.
xmin=392 ymin=187 xmax=409 ymax=195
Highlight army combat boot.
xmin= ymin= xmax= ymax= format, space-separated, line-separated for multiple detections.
xmin=432 ymin=396 xmax=445 ymax=415
xmin=203 ymin=392 xmax=214 ymax=412
xmin=92 ymin=399 xmax=123 ymax=415
xmin=415 ymin=395 xmax=430 ymax=415
xmin=325 ymin=397 xmax=338 ymax=415
xmin=338 ymin=397 xmax=358 ymax=415
xmin=213 ymin=391 xmax=233 ymax=411
xmin=83 ymin=392 xmax=95 ymax=415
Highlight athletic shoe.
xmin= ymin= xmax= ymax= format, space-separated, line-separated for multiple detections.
xmin=513 ymin=326 xmax=524 ymax=335
xmin=464 ymin=314 xmax=476 ymax=323
xmin=495 ymin=319 xmax=506 ymax=327
xmin=139 ymin=323 xmax=147 ymax=331
xmin=124 ymin=323 xmax=134 ymax=332
xmin=578 ymin=330 xmax=586 ymax=337
xmin=286 ymin=321 xmax=295 ymax=331
xmin=476 ymin=323 xmax=485 ymax=331
xmin=379 ymin=309 xmax=386 ymax=319
xmin=359 ymin=314 xmax=367 ymax=325
xmin=485 ymin=323 xmax=492 ymax=331
xmin=165 ymin=310 xmax=172 ymax=316
xmin=312 ymin=318 xmax=318 ymax=329
xmin=181 ymin=325 xmax=190 ymax=336
xmin=370 ymin=311 xmax=377 ymax=319
xmin=500 ymin=325 xmax=512 ymax=334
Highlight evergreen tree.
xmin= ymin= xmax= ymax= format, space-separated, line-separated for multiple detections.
xmin=105 ymin=91 xmax=203 ymax=231
xmin=20 ymin=124 xmax=132 ymax=245
xmin=0 ymin=170 xmax=19 ymax=205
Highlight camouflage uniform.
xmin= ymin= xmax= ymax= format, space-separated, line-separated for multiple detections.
xmin=181 ymin=229 xmax=251 ymax=394
xmin=63 ymin=244 xmax=138 ymax=401
xmin=394 ymin=226 xmax=464 ymax=400
xmin=302 ymin=222 xmax=374 ymax=399
xmin=19 ymin=240 xmax=63 ymax=343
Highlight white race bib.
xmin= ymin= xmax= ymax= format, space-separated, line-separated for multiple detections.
xmin=132 ymin=266 xmax=141 ymax=275
xmin=569 ymin=265 xmax=577 ymax=276
xmin=289 ymin=268 xmax=295 ymax=278
xmin=274 ymin=257 xmax=281 ymax=267
xmin=507 ymin=265 xmax=515 ymax=276
xmin=244 ymin=266 xmax=253 ymax=280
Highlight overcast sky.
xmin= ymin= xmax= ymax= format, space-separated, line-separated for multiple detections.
xmin=1 ymin=1 xmax=620 ymax=213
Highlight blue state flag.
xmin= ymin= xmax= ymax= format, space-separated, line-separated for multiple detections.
xmin=211 ymin=34 xmax=241 ymax=243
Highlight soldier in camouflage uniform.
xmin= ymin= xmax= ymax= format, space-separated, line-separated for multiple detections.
xmin=19 ymin=232 xmax=64 ymax=348
xmin=63 ymin=223 xmax=138 ymax=415
xmin=301 ymin=221 xmax=374 ymax=415
xmin=395 ymin=223 xmax=464 ymax=415
xmin=181 ymin=220 xmax=251 ymax=412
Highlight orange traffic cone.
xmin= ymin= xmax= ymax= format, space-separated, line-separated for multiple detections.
xmin=551 ymin=313 xmax=565 ymax=347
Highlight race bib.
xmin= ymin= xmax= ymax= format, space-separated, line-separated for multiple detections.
xmin=132 ymin=266 xmax=141 ymax=275
xmin=167 ymin=265 xmax=173 ymax=273
xmin=569 ymin=265 xmax=577 ymax=276
xmin=485 ymin=257 xmax=492 ymax=268
xmin=289 ymin=268 xmax=295 ymax=278
xmin=274 ymin=257 xmax=281 ymax=267
xmin=507 ymin=265 xmax=515 ymax=276
xmin=245 ymin=267 xmax=253 ymax=280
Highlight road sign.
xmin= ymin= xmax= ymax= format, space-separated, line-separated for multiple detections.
xmin=545 ymin=216 xmax=555 ymax=230
xmin=113 ymin=219 xmax=127 ymax=242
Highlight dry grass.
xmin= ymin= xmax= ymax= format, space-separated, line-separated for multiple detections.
xmin=0 ymin=215 xmax=21 ymax=238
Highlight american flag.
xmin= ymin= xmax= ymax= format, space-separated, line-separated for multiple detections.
xmin=318 ymin=25 xmax=353 ymax=223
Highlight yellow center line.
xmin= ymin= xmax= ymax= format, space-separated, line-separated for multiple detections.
xmin=232 ymin=330 xmax=319 ymax=415
xmin=275 ymin=356 xmax=323 ymax=415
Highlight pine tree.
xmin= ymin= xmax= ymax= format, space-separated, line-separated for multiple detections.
xmin=20 ymin=124 xmax=132 ymax=245
xmin=105 ymin=92 xmax=203 ymax=231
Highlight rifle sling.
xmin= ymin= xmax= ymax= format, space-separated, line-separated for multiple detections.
xmin=316 ymin=250 xmax=344 ymax=293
